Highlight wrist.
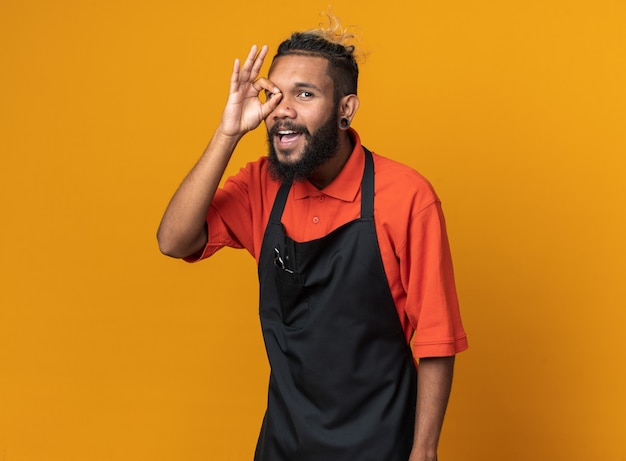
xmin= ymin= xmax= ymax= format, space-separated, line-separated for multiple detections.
xmin=215 ymin=124 xmax=245 ymax=145
xmin=408 ymin=448 xmax=438 ymax=461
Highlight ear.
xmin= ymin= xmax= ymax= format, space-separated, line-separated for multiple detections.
xmin=338 ymin=94 xmax=360 ymax=123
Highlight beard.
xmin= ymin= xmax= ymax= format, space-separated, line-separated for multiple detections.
xmin=266 ymin=108 xmax=340 ymax=183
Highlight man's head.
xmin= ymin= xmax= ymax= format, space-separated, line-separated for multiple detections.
xmin=272 ymin=30 xmax=359 ymax=103
xmin=265 ymin=20 xmax=361 ymax=184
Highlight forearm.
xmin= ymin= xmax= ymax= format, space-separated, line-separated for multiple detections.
xmin=409 ymin=356 xmax=455 ymax=461
xmin=157 ymin=130 xmax=241 ymax=258
xmin=157 ymin=46 xmax=282 ymax=259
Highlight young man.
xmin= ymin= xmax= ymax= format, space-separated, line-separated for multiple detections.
xmin=158 ymin=25 xmax=467 ymax=461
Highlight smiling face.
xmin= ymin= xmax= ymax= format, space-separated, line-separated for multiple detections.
xmin=265 ymin=54 xmax=340 ymax=183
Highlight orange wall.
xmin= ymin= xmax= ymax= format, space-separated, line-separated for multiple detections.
xmin=1 ymin=1 xmax=625 ymax=460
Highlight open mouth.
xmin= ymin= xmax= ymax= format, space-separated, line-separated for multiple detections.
xmin=277 ymin=130 xmax=302 ymax=143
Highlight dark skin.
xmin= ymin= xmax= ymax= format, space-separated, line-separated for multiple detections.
xmin=157 ymin=46 xmax=358 ymax=257
xmin=157 ymin=45 xmax=455 ymax=461
xmin=264 ymin=54 xmax=358 ymax=188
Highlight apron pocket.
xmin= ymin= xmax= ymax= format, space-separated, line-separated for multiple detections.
xmin=274 ymin=267 xmax=309 ymax=328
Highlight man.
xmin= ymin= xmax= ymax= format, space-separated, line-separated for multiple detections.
xmin=158 ymin=22 xmax=467 ymax=461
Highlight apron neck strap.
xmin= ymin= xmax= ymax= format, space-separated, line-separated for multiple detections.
xmin=361 ymin=147 xmax=374 ymax=219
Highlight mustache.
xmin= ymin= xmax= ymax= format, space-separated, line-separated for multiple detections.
xmin=268 ymin=122 xmax=311 ymax=138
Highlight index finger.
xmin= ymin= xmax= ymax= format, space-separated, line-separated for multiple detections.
xmin=253 ymin=77 xmax=281 ymax=98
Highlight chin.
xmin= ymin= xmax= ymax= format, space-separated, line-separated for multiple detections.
xmin=273 ymin=146 xmax=305 ymax=165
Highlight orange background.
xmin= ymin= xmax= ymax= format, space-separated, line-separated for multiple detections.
xmin=1 ymin=0 xmax=625 ymax=460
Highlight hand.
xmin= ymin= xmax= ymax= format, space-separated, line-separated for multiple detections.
xmin=218 ymin=45 xmax=282 ymax=138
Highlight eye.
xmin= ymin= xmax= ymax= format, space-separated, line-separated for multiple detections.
xmin=298 ymin=91 xmax=314 ymax=99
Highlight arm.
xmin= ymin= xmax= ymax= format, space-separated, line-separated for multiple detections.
xmin=157 ymin=45 xmax=282 ymax=258
xmin=409 ymin=356 xmax=455 ymax=461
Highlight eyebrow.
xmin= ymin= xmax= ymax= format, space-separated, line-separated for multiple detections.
xmin=292 ymin=81 xmax=323 ymax=92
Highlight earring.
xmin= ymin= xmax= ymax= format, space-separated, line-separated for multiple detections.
xmin=339 ymin=117 xmax=350 ymax=130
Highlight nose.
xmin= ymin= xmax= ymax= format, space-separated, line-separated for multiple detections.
xmin=271 ymin=94 xmax=296 ymax=120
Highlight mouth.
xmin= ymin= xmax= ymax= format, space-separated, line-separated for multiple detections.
xmin=276 ymin=130 xmax=302 ymax=142
xmin=268 ymin=123 xmax=309 ymax=155
xmin=273 ymin=129 xmax=305 ymax=151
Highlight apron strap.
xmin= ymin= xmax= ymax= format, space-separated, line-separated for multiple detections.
xmin=270 ymin=181 xmax=292 ymax=224
xmin=361 ymin=146 xmax=374 ymax=219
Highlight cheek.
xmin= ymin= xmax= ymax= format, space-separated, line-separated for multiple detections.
xmin=307 ymin=108 xmax=335 ymax=131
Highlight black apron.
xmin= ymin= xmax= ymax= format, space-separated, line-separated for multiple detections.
xmin=255 ymin=148 xmax=417 ymax=461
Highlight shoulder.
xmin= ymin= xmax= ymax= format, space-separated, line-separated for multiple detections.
xmin=227 ymin=155 xmax=269 ymax=181
xmin=213 ymin=156 xmax=281 ymax=221
xmin=369 ymin=150 xmax=449 ymax=259
xmin=223 ymin=156 xmax=279 ymax=193
xmin=371 ymin=151 xmax=440 ymax=214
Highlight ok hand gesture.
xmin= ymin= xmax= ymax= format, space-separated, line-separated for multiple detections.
xmin=218 ymin=45 xmax=283 ymax=138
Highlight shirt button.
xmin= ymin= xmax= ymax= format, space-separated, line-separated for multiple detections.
xmin=318 ymin=196 xmax=325 ymax=202
xmin=312 ymin=216 xmax=320 ymax=224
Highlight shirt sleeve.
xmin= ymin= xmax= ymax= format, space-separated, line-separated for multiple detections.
xmin=400 ymin=201 xmax=468 ymax=358
xmin=183 ymin=166 xmax=256 ymax=262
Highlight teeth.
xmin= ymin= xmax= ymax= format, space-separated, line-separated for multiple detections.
xmin=277 ymin=130 xmax=300 ymax=142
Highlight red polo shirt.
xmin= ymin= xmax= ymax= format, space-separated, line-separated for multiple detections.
xmin=189 ymin=130 xmax=468 ymax=358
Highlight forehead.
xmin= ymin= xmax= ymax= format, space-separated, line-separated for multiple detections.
xmin=268 ymin=54 xmax=333 ymax=90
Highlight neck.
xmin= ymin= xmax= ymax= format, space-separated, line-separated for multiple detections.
xmin=309 ymin=131 xmax=354 ymax=189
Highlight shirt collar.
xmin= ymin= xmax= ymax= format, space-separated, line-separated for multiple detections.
xmin=292 ymin=128 xmax=364 ymax=202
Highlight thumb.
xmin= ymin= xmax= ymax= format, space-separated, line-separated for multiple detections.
xmin=260 ymin=91 xmax=282 ymax=120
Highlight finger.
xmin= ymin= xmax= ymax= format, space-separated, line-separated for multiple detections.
xmin=256 ymin=78 xmax=282 ymax=116
xmin=253 ymin=77 xmax=279 ymax=92
xmin=240 ymin=45 xmax=259 ymax=82
xmin=252 ymin=77 xmax=281 ymax=97
xmin=249 ymin=45 xmax=269 ymax=81
xmin=229 ymin=58 xmax=241 ymax=94
xmin=260 ymin=91 xmax=282 ymax=119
